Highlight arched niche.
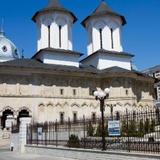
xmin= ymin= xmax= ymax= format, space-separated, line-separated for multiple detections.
xmin=1 ymin=107 xmax=14 ymax=129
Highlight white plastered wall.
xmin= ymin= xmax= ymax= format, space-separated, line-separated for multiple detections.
xmin=86 ymin=16 xmax=123 ymax=55
xmin=36 ymin=12 xmax=73 ymax=51
xmin=38 ymin=51 xmax=79 ymax=67
xmin=82 ymin=53 xmax=132 ymax=70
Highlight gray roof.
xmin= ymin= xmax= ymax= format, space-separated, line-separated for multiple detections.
xmin=32 ymin=48 xmax=83 ymax=59
xmin=81 ymin=1 xmax=126 ymax=27
xmin=0 ymin=58 xmax=153 ymax=79
xmin=32 ymin=0 xmax=77 ymax=23
xmin=143 ymin=65 xmax=160 ymax=74
xmin=80 ymin=49 xmax=134 ymax=63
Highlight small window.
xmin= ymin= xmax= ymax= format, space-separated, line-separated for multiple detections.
xmin=116 ymin=112 xmax=120 ymax=120
xmin=133 ymin=111 xmax=136 ymax=120
xmin=2 ymin=46 xmax=7 ymax=52
xmin=59 ymin=25 xmax=62 ymax=48
xmin=73 ymin=112 xmax=77 ymax=123
xmin=99 ymin=28 xmax=103 ymax=49
xmin=60 ymin=89 xmax=64 ymax=95
xmin=92 ymin=112 xmax=96 ymax=122
xmin=73 ymin=89 xmax=76 ymax=96
xmin=48 ymin=25 xmax=51 ymax=48
xmin=110 ymin=28 xmax=114 ymax=49
xmin=60 ymin=112 xmax=64 ymax=124
xmin=126 ymin=90 xmax=129 ymax=95
xmin=90 ymin=89 xmax=95 ymax=96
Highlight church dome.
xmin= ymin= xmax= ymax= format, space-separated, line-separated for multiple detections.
xmin=0 ymin=31 xmax=20 ymax=62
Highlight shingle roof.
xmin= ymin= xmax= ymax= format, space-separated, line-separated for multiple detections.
xmin=32 ymin=0 xmax=77 ymax=23
xmin=32 ymin=48 xmax=83 ymax=59
xmin=143 ymin=65 xmax=160 ymax=74
xmin=0 ymin=58 xmax=153 ymax=80
xmin=80 ymin=49 xmax=134 ymax=63
xmin=81 ymin=1 xmax=126 ymax=27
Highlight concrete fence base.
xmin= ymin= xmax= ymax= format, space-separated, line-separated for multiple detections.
xmin=25 ymin=145 xmax=160 ymax=160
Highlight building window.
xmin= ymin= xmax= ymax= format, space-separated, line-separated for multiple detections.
xmin=92 ymin=112 xmax=96 ymax=122
xmin=126 ymin=89 xmax=129 ymax=95
xmin=60 ymin=112 xmax=64 ymax=124
xmin=2 ymin=46 xmax=7 ymax=52
xmin=60 ymin=89 xmax=64 ymax=95
xmin=111 ymin=28 xmax=114 ymax=49
xmin=133 ymin=111 xmax=136 ymax=120
xmin=90 ymin=89 xmax=95 ymax=96
xmin=155 ymin=72 xmax=160 ymax=78
xmin=73 ymin=89 xmax=76 ymax=96
xmin=99 ymin=28 xmax=103 ymax=49
xmin=116 ymin=112 xmax=120 ymax=120
xmin=48 ymin=25 xmax=51 ymax=48
xmin=73 ymin=112 xmax=77 ymax=123
xmin=59 ymin=25 xmax=62 ymax=48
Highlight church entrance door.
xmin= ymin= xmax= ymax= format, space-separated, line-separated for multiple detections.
xmin=17 ymin=110 xmax=29 ymax=127
xmin=1 ymin=110 xmax=13 ymax=129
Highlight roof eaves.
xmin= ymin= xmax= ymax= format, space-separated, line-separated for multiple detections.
xmin=81 ymin=11 xmax=126 ymax=27
xmin=32 ymin=7 xmax=77 ymax=23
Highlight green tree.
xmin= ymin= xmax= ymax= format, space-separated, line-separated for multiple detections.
xmin=128 ymin=119 xmax=137 ymax=137
xmin=105 ymin=121 xmax=108 ymax=137
xmin=95 ymin=122 xmax=102 ymax=137
xmin=87 ymin=122 xmax=94 ymax=137
xmin=138 ymin=119 xmax=144 ymax=137
xmin=144 ymin=118 xmax=150 ymax=134
xmin=121 ymin=119 xmax=127 ymax=137
xmin=150 ymin=119 xmax=155 ymax=133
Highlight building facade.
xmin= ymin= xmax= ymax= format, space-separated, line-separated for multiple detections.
xmin=0 ymin=0 xmax=155 ymax=129
xmin=143 ymin=65 xmax=160 ymax=107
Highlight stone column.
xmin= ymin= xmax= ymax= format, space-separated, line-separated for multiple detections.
xmin=19 ymin=117 xmax=31 ymax=153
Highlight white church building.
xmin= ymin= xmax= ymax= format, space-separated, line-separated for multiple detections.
xmin=0 ymin=0 xmax=155 ymax=129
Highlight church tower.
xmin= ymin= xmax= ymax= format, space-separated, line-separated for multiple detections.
xmin=81 ymin=0 xmax=126 ymax=55
xmin=32 ymin=0 xmax=81 ymax=68
xmin=81 ymin=1 xmax=134 ymax=71
xmin=32 ymin=0 xmax=77 ymax=51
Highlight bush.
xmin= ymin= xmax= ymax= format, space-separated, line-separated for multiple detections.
xmin=87 ymin=122 xmax=94 ymax=137
xmin=128 ymin=119 xmax=137 ymax=137
xmin=144 ymin=118 xmax=150 ymax=134
xmin=150 ymin=119 xmax=155 ymax=132
xmin=121 ymin=119 xmax=127 ymax=137
xmin=137 ymin=119 xmax=144 ymax=137
xmin=95 ymin=122 xmax=102 ymax=137
xmin=67 ymin=134 xmax=80 ymax=148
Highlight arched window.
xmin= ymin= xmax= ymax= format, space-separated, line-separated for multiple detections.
xmin=59 ymin=25 xmax=62 ymax=48
xmin=48 ymin=25 xmax=51 ymax=48
xmin=99 ymin=28 xmax=103 ymax=49
xmin=116 ymin=111 xmax=120 ymax=120
xmin=110 ymin=28 xmax=114 ymax=49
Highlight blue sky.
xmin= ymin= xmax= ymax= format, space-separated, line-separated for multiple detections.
xmin=0 ymin=0 xmax=160 ymax=71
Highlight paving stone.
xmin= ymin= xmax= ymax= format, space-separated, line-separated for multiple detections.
xmin=0 ymin=150 xmax=158 ymax=160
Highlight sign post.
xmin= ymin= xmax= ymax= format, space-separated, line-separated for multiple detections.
xmin=108 ymin=120 xmax=120 ymax=136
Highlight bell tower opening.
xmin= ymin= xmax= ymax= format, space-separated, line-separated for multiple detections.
xmin=48 ymin=25 xmax=51 ymax=48
xmin=110 ymin=28 xmax=114 ymax=49
xmin=99 ymin=28 xmax=103 ymax=49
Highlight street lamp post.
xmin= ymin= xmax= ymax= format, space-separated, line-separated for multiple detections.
xmin=94 ymin=88 xmax=110 ymax=151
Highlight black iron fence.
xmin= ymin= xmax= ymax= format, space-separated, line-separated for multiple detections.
xmin=27 ymin=108 xmax=160 ymax=153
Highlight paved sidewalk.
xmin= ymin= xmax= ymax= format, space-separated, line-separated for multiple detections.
xmin=0 ymin=139 xmax=10 ymax=150
xmin=0 ymin=151 xmax=75 ymax=160
xmin=0 ymin=150 xmax=159 ymax=160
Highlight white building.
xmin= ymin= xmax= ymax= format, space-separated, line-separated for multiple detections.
xmin=0 ymin=0 xmax=155 ymax=129
xmin=143 ymin=65 xmax=160 ymax=107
